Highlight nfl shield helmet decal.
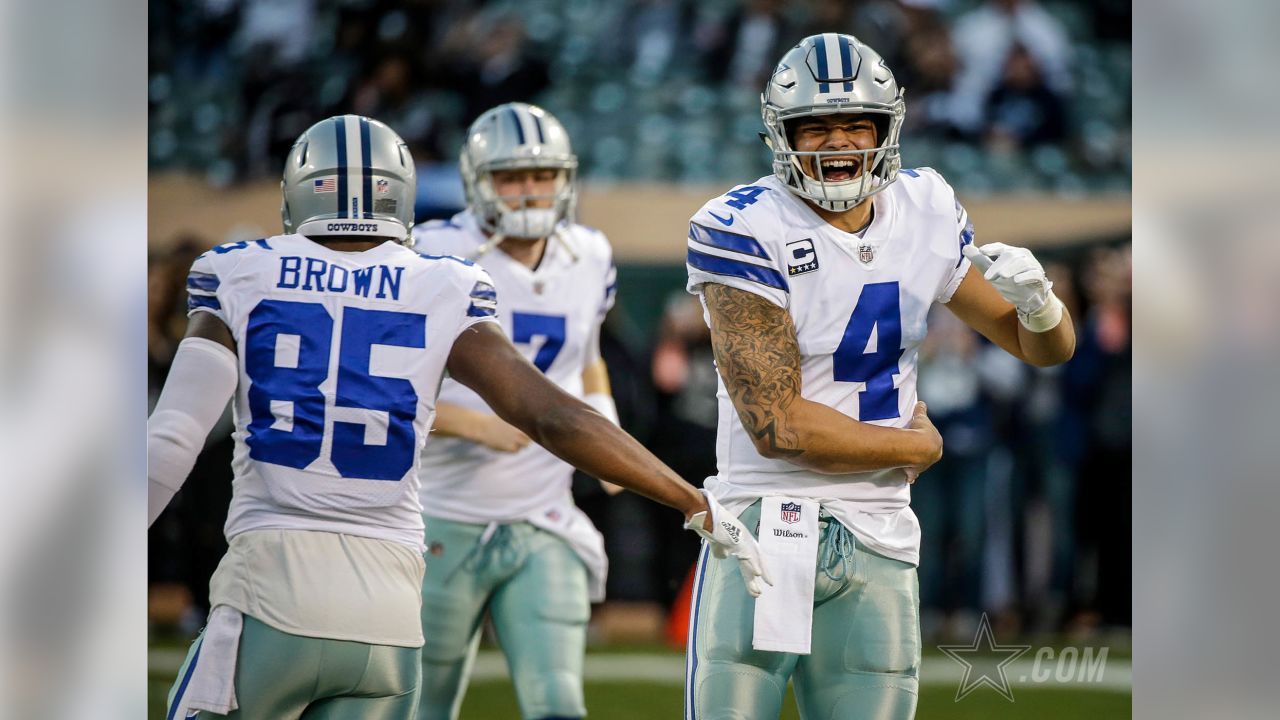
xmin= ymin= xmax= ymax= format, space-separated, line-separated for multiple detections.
xmin=781 ymin=502 xmax=802 ymax=524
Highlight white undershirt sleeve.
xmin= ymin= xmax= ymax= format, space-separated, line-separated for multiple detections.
xmin=148 ymin=337 xmax=239 ymax=526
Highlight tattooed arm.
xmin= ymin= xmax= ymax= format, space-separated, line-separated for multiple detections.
xmin=703 ymin=283 xmax=943 ymax=475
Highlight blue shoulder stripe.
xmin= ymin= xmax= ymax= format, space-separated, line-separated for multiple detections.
xmin=688 ymin=222 xmax=771 ymax=261
xmin=468 ymin=279 xmax=498 ymax=317
xmin=958 ymin=221 xmax=975 ymax=268
xmin=186 ymin=271 xmax=219 ymax=292
xmin=187 ymin=293 xmax=221 ymax=312
xmin=687 ymin=248 xmax=788 ymax=292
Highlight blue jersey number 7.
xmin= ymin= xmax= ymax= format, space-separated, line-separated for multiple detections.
xmin=512 ymin=312 xmax=567 ymax=373
xmin=832 ymin=282 xmax=904 ymax=421
xmin=244 ymin=299 xmax=425 ymax=480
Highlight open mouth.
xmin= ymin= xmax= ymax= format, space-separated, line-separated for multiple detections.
xmin=818 ymin=157 xmax=861 ymax=182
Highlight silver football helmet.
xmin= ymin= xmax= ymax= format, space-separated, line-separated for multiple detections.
xmin=281 ymin=115 xmax=416 ymax=242
xmin=460 ymin=102 xmax=577 ymax=240
xmin=762 ymin=33 xmax=906 ymax=212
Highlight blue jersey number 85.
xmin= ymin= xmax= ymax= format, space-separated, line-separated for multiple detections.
xmin=244 ymin=299 xmax=426 ymax=480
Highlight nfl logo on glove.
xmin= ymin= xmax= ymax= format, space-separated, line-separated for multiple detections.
xmin=780 ymin=502 xmax=801 ymax=524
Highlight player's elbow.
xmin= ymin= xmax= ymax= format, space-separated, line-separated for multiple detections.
xmin=1026 ymin=335 xmax=1076 ymax=367
xmin=529 ymin=401 xmax=586 ymax=446
xmin=743 ymin=415 xmax=807 ymax=462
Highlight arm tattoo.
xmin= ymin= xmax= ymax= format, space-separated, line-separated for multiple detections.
xmin=703 ymin=284 xmax=805 ymax=458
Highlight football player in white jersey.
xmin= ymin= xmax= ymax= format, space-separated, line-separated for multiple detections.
xmin=409 ymin=102 xmax=624 ymax=720
xmin=148 ymin=114 xmax=769 ymax=720
xmin=682 ymin=34 xmax=1075 ymax=720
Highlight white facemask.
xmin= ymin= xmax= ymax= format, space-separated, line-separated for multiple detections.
xmin=497 ymin=207 xmax=559 ymax=239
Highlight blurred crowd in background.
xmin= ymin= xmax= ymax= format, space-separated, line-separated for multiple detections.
xmin=149 ymin=0 xmax=1131 ymax=645
xmin=150 ymin=0 xmax=1129 ymax=193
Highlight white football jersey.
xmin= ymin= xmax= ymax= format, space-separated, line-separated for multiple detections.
xmin=186 ymin=234 xmax=499 ymax=550
xmin=411 ymin=211 xmax=617 ymax=522
xmin=686 ymin=169 xmax=973 ymax=564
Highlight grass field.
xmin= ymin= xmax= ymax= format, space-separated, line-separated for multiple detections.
xmin=150 ymin=646 xmax=1130 ymax=719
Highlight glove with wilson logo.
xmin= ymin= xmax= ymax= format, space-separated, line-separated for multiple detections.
xmin=684 ymin=490 xmax=773 ymax=598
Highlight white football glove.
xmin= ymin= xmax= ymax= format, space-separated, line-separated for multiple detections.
xmin=963 ymin=242 xmax=1064 ymax=332
xmin=684 ymin=491 xmax=773 ymax=598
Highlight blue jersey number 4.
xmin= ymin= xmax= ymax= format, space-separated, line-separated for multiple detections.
xmin=244 ymin=299 xmax=426 ymax=480
xmin=723 ymin=185 xmax=768 ymax=210
xmin=832 ymin=282 xmax=904 ymax=421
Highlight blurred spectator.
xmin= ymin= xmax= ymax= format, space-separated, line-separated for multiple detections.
xmin=231 ymin=0 xmax=316 ymax=69
xmin=1019 ymin=262 xmax=1088 ymax=633
xmin=605 ymin=0 xmax=695 ymax=86
xmin=900 ymin=23 xmax=962 ymax=138
xmin=1068 ymin=244 xmax=1132 ymax=631
xmin=914 ymin=307 xmax=995 ymax=640
xmin=147 ymin=238 xmax=204 ymax=394
xmin=437 ymin=11 xmax=550 ymax=122
xmin=641 ymin=293 xmax=719 ymax=605
xmin=348 ymin=55 xmax=445 ymax=158
xmin=950 ymin=0 xmax=1072 ymax=137
xmin=848 ymin=0 xmax=945 ymax=77
xmin=984 ymin=43 xmax=1068 ymax=150
xmin=697 ymin=0 xmax=794 ymax=90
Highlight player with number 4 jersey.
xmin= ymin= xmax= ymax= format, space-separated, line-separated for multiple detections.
xmin=149 ymin=115 xmax=769 ymax=720
xmin=683 ymin=34 xmax=1075 ymax=720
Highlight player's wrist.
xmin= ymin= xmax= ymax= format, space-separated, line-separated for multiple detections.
xmin=1018 ymin=292 xmax=1064 ymax=332
xmin=682 ymin=488 xmax=714 ymax=532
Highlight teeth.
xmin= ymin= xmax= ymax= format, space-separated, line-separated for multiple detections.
xmin=821 ymin=160 xmax=856 ymax=168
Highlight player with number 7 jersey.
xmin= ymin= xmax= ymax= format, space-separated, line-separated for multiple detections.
xmin=148 ymin=115 xmax=769 ymax=720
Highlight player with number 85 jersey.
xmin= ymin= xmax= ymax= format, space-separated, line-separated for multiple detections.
xmin=150 ymin=114 xmax=769 ymax=720
xmin=188 ymin=234 xmax=493 ymax=547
